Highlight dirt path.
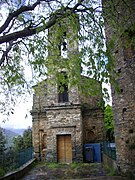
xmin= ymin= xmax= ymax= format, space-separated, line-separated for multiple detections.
xmin=20 ymin=162 xmax=128 ymax=180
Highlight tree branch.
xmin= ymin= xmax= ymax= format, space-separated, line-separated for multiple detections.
xmin=0 ymin=0 xmax=41 ymax=34
xmin=0 ymin=1 xmax=84 ymax=44
xmin=0 ymin=13 xmax=58 ymax=44
xmin=0 ymin=42 xmax=13 ymax=66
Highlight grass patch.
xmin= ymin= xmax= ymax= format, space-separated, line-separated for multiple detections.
xmin=104 ymin=165 xmax=118 ymax=176
xmin=82 ymin=162 xmax=100 ymax=166
xmin=34 ymin=161 xmax=63 ymax=169
xmin=46 ymin=162 xmax=63 ymax=169
xmin=70 ymin=162 xmax=83 ymax=169
xmin=34 ymin=160 xmax=46 ymax=167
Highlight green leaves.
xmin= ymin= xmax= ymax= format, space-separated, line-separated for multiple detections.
xmin=1 ymin=0 xmax=134 ymax=116
xmin=0 ymin=127 xmax=6 ymax=154
xmin=104 ymin=105 xmax=114 ymax=141
xmin=13 ymin=127 xmax=32 ymax=152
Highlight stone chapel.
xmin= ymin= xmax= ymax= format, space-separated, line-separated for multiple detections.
xmin=31 ymin=16 xmax=104 ymax=163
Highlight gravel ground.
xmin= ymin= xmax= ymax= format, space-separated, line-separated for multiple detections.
xmin=20 ymin=162 xmax=128 ymax=180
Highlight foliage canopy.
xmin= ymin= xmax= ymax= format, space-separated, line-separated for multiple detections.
xmin=104 ymin=105 xmax=114 ymax=142
xmin=0 ymin=0 xmax=134 ymax=116
xmin=13 ymin=127 xmax=32 ymax=151
xmin=0 ymin=127 xmax=6 ymax=154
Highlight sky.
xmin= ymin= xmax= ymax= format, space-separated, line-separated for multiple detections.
xmin=0 ymin=95 xmax=33 ymax=129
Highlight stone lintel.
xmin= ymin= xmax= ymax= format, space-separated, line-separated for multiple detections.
xmin=82 ymin=107 xmax=102 ymax=112
xmin=43 ymin=104 xmax=81 ymax=111
xmin=30 ymin=109 xmax=46 ymax=115
xmin=50 ymin=125 xmax=76 ymax=128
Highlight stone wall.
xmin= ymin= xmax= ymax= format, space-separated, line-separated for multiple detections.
xmin=111 ymin=44 xmax=135 ymax=174
xmin=83 ymin=108 xmax=104 ymax=144
xmin=45 ymin=105 xmax=83 ymax=162
xmin=32 ymin=111 xmax=47 ymax=159
xmin=33 ymin=82 xmax=80 ymax=109
xmin=31 ymin=81 xmax=83 ymax=162
xmin=31 ymin=80 xmax=104 ymax=162
xmin=103 ymin=0 xmax=135 ymax=175
xmin=0 ymin=159 xmax=36 ymax=180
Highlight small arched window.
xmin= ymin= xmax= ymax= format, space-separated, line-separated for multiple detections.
xmin=58 ymin=73 xmax=69 ymax=103
xmin=61 ymin=32 xmax=68 ymax=58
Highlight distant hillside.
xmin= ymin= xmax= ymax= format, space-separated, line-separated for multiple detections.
xmin=3 ymin=128 xmax=26 ymax=148
xmin=3 ymin=129 xmax=19 ymax=148
xmin=8 ymin=128 xmax=26 ymax=136
xmin=4 ymin=129 xmax=19 ymax=137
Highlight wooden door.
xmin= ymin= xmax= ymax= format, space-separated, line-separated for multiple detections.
xmin=57 ymin=135 xmax=72 ymax=163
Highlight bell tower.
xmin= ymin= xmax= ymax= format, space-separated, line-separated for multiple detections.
xmin=45 ymin=15 xmax=81 ymax=107
xmin=31 ymin=14 xmax=104 ymax=163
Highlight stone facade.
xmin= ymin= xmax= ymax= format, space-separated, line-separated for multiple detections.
xmin=31 ymin=16 xmax=104 ymax=163
xmin=31 ymin=80 xmax=104 ymax=163
xmin=103 ymin=0 xmax=135 ymax=175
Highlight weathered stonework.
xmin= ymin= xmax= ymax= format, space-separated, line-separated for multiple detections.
xmin=31 ymin=16 xmax=104 ymax=163
xmin=103 ymin=0 xmax=135 ymax=175
xmin=45 ymin=106 xmax=83 ymax=162
xmin=31 ymin=83 xmax=104 ymax=163
xmin=83 ymin=108 xmax=104 ymax=144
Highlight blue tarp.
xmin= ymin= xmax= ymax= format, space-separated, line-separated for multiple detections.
xmin=84 ymin=143 xmax=101 ymax=163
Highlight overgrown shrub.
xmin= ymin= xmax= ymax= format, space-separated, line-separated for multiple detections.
xmin=0 ymin=168 xmax=5 ymax=177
